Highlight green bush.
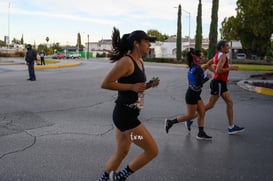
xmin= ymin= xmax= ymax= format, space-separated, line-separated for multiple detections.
xmin=96 ymin=52 xmax=109 ymax=58
xmin=0 ymin=51 xmax=25 ymax=57
xmin=144 ymin=58 xmax=181 ymax=63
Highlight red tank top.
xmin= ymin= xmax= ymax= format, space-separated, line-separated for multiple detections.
xmin=213 ymin=51 xmax=229 ymax=82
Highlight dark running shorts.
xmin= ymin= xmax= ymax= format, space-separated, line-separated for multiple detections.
xmin=112 ymin=103 xmax=141 ymax=132
xmin=210 ymin=79 xmax=228 ymax=96
xmin=185 ymin=88 xmax=202 ymax=105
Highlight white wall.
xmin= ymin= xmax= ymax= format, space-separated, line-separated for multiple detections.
xmin=152 ymin=42 xmax=176 ymax=58
xmin=86 ymin=39 xmax=211 ymax=58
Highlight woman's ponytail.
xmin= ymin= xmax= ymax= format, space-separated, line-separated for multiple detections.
xmin=110 ymin=27 xmax=130 ymax=62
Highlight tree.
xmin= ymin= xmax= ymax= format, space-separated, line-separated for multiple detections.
xmin=45 ymin=37 xmax=49 ymax=47
xmin=20 ymin=34 xmax=24 ymax=44
xmin=208 ymin=0 xmax=219 ymax=59
xmin=76 ymin=33 xmax=84 ymax=51
xmin=195 ymin=0 xmax=202 ymax=51
xmin=220 ymin=16 xmax=239 ymax=40
xmin=12 ymin=38 xmax=20 ymax=44
xmin=147 ymin=29 xmax=168 ymax=41
xmin=0 ymin=39 xmax=5 ymax=46
xmin=52 ymin=43 xmax=62 ymax=52
xmin=221 ymin=0 xmax=273 ymax=56
xmin=176 ymin=4 xmax=182 ymax=62
xmin=38 ymin=44 xmax=48 ymax=54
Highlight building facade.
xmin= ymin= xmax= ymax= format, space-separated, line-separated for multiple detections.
xmin=85 ymin=37 xmax=210 ymax=59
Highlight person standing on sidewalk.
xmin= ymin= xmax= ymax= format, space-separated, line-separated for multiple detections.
xmin=99 ymin=27 xmax=159 ymax=181
xmin=25 ymin=44 xmax=37 ymax=81
xmin=165 ymin=49 xmax=212 ymax=140
xmin=190 ymin=40 xmax=245 ymax=134
xmin=39 ymin=50 xmax=46 ymax=65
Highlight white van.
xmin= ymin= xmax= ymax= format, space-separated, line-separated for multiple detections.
xmin=236 ymin=53 xmax=246 ymax=59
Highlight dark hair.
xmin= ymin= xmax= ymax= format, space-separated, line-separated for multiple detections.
xmin=187 ymin=48 xmax=201 ymax=69
xmin=216 ymin=40 xmax=227 ymax=50
xmin=26 ymin=44 xmax=32 ymax=50
xmin=110 ymin=27 xmax=129 ymax=62
xmin=110 ymin=28 xmax=142 ymax=62
xmin=110 ymin=28 xmax=154 ymax=62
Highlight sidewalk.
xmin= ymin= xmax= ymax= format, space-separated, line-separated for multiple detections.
xmin=237 ymin=79 xmax=273 ymax=96
xmin=237 ymin=72 xmax=273 ymax=96
xmin=0 ymin=58 xmax=83 ymax=71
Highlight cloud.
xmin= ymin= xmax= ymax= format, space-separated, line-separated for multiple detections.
xmin=0 ymin=0 xmax=237 ymax=45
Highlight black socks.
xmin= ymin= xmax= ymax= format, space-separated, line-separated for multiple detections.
xmin=170 ymin=118 xmax=178 ymax=124
xmin=99 ymin=172 xmax=109 ymax=181
xmin=115 ymin=165 xmax=134 ymax=180
xmin=99 ymin=165 xmax=133 ymax=181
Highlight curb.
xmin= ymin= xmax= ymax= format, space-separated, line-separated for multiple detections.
xmin=237 ymin=80 xmax=273 ymax=96
xmin=35 ymin=61 xmax=82 ymax=70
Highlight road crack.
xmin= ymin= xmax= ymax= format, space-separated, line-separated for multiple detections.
xmin=0 ymin=130 xmax=36 ymax=160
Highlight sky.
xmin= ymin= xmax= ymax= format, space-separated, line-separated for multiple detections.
xmin=0 ymin=0 xmax=238 ymax=46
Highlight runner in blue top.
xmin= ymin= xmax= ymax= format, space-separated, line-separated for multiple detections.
xmin=165 ymin=49 xmax=213 ymax=140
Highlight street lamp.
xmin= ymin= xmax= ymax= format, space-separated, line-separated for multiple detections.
xmin=82 ymin=32 xmax=90 ymax=59
xmin=8 ymin=2 xmax=11 ymax=49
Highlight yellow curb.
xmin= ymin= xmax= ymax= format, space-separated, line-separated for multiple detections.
xmin=35 ymin=62 xmax=82 ymax=70
xmin=255 ymin=87 xmax=273 ymax=96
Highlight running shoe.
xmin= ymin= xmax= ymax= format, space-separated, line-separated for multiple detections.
xmin=109 ymin=171 xmax=126 ymax=181
xmin=185 ymin=120 xmax=193 ymax=131
xmin=196 ymin=131 xmax=212 ymax=140
xmin=165 ymin=119 xmax=173 ymax=134
xmin=228 ymin=125 xmax=245 ymax=135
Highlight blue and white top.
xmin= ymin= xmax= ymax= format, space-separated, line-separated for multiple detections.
xmin=188 ymin=64 xmax=209 ymax=91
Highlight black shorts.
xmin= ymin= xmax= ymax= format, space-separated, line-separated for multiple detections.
xmin=112 ymin=103 xmax=141 ymax=132
xmin=185 ymin=88 xmax=202 ymax=105
xmin=210 ymin=79 xmax=228 ymax=96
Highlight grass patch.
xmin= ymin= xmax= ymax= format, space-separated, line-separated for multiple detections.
xmin=236 ymin=64 xmax=273 ymax=72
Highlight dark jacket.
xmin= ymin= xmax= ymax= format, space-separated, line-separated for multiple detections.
xmin=25 ymin=48 xmax=37 ymax=62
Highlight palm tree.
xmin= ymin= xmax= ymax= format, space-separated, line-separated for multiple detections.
xmin=46 ymin=37 xmax=49 ymax=47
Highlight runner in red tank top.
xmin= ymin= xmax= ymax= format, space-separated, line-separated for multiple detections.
xmin=206 ymin=40 xmax=245 ymax=134
xmin=213 ymin=51 xmax=229 ymax=82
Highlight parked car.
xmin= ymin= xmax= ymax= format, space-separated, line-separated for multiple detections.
xmin=236 ymin=53 xmax=246 ymax=60
xmin=52 ymin=53 xmax=66 ymax=59
xmin=67 ymin=53 xmax=81 ymax=59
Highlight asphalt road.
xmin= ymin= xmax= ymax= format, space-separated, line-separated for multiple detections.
xmin=0 ymin=59 xmax=273 ymax=181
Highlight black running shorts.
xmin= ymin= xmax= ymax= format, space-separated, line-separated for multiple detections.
xmin=185 ymin=88 xmax=202 ymax=105
xmin=112 ymin=103 xmax=141 ymax=132
xmin=210 ymin=79 xmax=228 ymax=96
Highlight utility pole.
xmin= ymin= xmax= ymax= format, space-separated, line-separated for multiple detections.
xmin=176 ymin=4 xmax=182 ymax=62
xmin=7 ymin=2 xmax=11 ymax=49
xmin=87 ymin=34 xmax=89 ymax=59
